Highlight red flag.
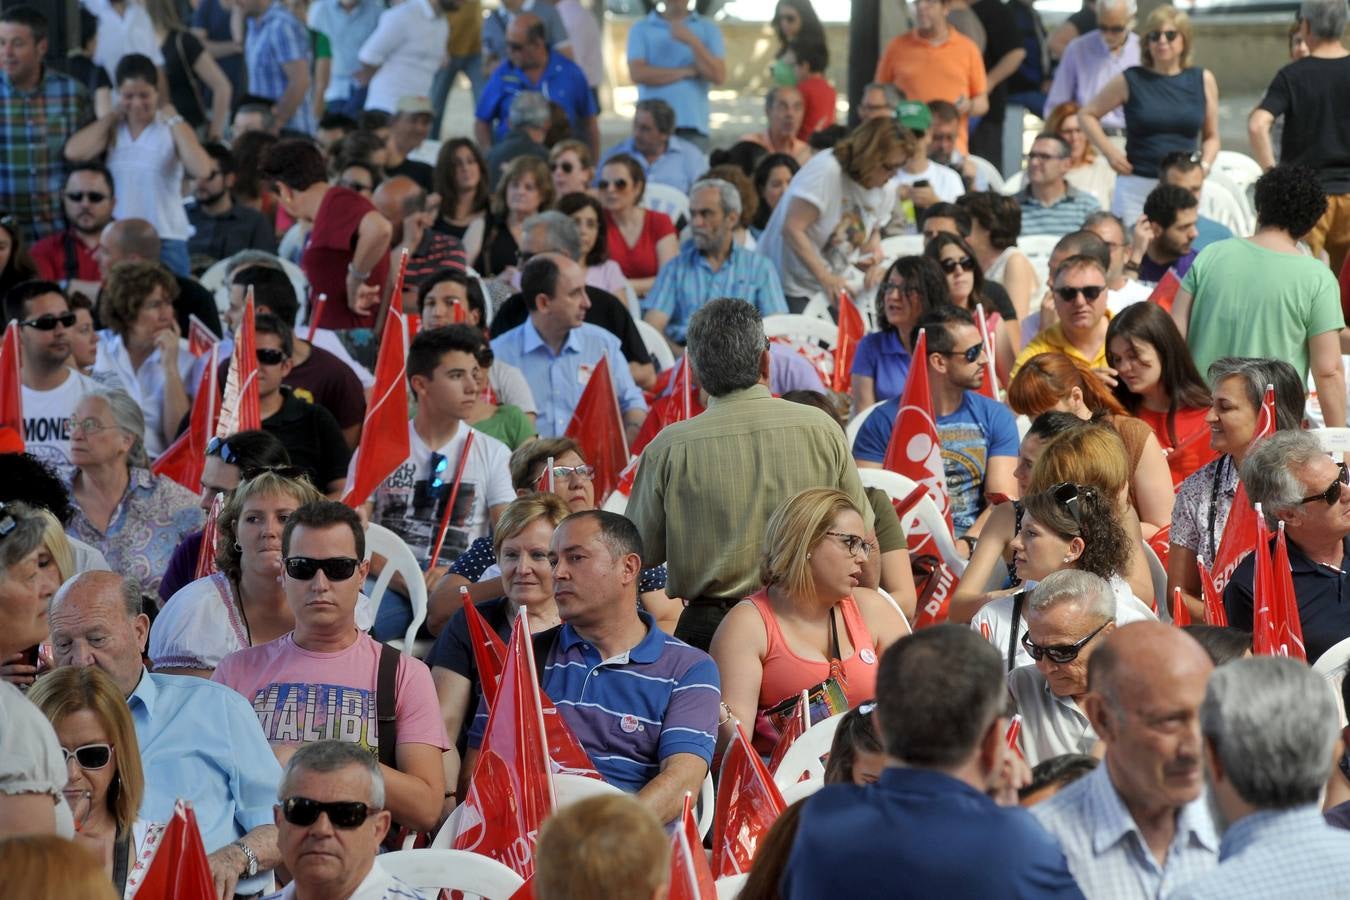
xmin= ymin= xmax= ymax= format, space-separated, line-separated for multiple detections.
xmin=306 ymin=293 xmax=327 ymax=344
xmin=1171 ymin=587 xmax=1192 ymax=627
xmin=465 ymin=594 xmax=508 ymax=707
xmin=153 ymin=346 xmax=221 ymax=491
xmin=1146 ymin=524 xmax=1171 ymax=573
xmin=453 ymin=299 xmax=467 ymax=324
xmin=1196 ymin=557 xmax=1227 ymax=626
xmin=453 ymin=616 xmax=556 ymax=878
xmin=186 ymin=314 xmax=218 ymax=357
xmin=564 ymin=356 xmax=629 ymax=502
xmin=0 ymin=321 xmax=23 ymax=451
xmin=1146 ymin=269 xmax=1182 ymax=313
xmin=427 ymin=430 xmax=476 ymax=570
xmin=766 ymin=690 xmax=809 ymax=778
xmin=712 ymin=722 xmax=786 ymax=880
xmin=669 ymin=792 xmax=717 ymax=900
xmin=1005 ymin=714 xmax=1025 ymax=763
xmin=194 ymin=491 xmax=225 ymax=581
xmin=342 ymin=305 xmax=411 ymax=507
xmin=882 ymin=329 xmax=955 ymax=560
xmin=1208 ymin=386 xmax=1275 ymax=594
xmin=216 ymin=291 xmax=261 ymax=438
xmin=831 ymin=290 xmax=865 ymax=393
xmin=974 ymin=303 xmax=998 ymax=401
xmin=125 ymin=800 xmax=215 ymax=899
xmin=1269 ymin=522 xmax=1308 ymax=661
xmin=508 ymin=880 xmax=535 ymax=900
xmin=1251 ymin=506 xmax=1278 ymax=656
xmin=539 ymin=455 xmax=555 ymax=494
xmin=631 ymin=354 xmax=704 ymax=456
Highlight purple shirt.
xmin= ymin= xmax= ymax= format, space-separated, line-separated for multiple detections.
xmin=1044 ymin=30 xmax=1140 ymax=130
xmin=769 ymin=343 xmax=828 ymax=394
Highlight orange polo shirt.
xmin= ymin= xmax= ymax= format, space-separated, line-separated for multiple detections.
xmin=875 ymin=30 xmax=987 ymax=154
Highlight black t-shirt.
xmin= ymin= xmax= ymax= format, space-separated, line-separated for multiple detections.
xmin=1258 ymin=56 xmax=1350 ymax=195
xmin=488 ymin=286 xmax=653 ymax=366
xmin=980 ymin=279 xmax=1018 ymax=322
xmin=162 ymin=29 xmax=208 ymax=129
xmin=386 ymin=158 xmax=435 ymax=194
xmin=261 ymin=388 xmax=353 ymax=489
xmin=174 ymin=275 xmax=223 ymax=339
xmin=972 ymin=0 xmax=1022 ymax=121
xmin=426 ymin=596 xmax=513 ymax=754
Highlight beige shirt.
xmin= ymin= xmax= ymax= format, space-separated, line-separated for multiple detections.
xmin=1008 ymin=664 xmax=1098 ymax=767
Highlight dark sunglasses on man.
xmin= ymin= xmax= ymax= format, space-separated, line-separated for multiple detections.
xmin=1054 ymin=285 xmax=1105 ymax=303
xmin=284 ymin=556 xmax=360 ymax=581
xmin=1301 ymin=461 xmax=1349 ymax=506
xmin=21 ymin=312 xmax=76 ymax=331
xmin=1022 ymin=619 xmax=1113 ymax=664
xmin=279 ymin=797 xmax=372 ymax=829
xmin=257 ymin=347 xmax=289 ymax=366
xmin=66 ymin=191 xmax=108 ymax=204
xmin=941 ymin=341 xmax=985 ymax=364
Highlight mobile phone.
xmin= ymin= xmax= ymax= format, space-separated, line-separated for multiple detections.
xmin=913 ymin=179 xmax=930 ymax=189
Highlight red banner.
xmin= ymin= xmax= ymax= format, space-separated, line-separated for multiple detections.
xmin=1171 ymin=587 xmax=1191 ymax=626
xmin=186 ymin=314 xmax=219 ymax=358
xmin=125 ymin=800 xmax=215 ymax=899
xmin=712 ymin=722 xmax=786 ymax=880
xmin=564 ymin=356 xmax=630 ymax=503
xmin=631 ymin=354 xmax=702 ymax=456
xmin=1196 ymin=557 xmax=1227 ymax=626
xmin=193 ymin=491 xmax=225 ymax=581
xmin=882 ymin=329 xmax=954 ymax=560
xmin=1251 ymin=508 xmax=1277 ymax=656
xmin=669 ymin=791 xmax=717 ymax=900
xmin=0 ymin=321 xmax=24 ymax=451
xmin=153 ymin=345 xmax=220 ymax=492
xmin=342 ymin=305 xmax=410 ymax=507
xmin=1146 ymin=269 xmax=1182 ymax=313
xmin=831 ymin=290 xmax=865 ymax=393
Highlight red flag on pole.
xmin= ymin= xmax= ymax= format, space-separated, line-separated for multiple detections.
xmin=1196 ymin=557 xmax=1228 ymax=626
xmin=125 ymin=800 xmax=215 ymax=899
xmin=453 ymin=615 xmax=556 ymax=879
xmin=1146 ymin=269 xmax=1182 ymax=313
xmin=1269 ymin=522 xmax=1307 ymax=661
xmin=1171 ymin=587 xmax=1191 ymax=627
xmin=216 ymin=290 xmax=261 ymax=437
xmin=0 ymin=321 xmax=24 ymax=451
xmin=564 ymin=356 xmax=629 ymax=503
xmin=466 ymin=593 xmax=508 ymax=706
xmin=153 ymin=345 xmax=221 ymax=491
xmin=1250 ymin=505 xmax=1278 ymax=656
xmin=186 ymin=314 xmax=219 ymax=357
xmin=193 ymin=491 xmax=225 ymax=581
xmin=342 ymin=305 xmax=411 ymax=507
xmin=306 ymin=293 xmax=327 ymax=344
xmin=1005 ymin=714 xmax=1026 ymax=763
xmin=767 ymin=689 xmax=810 ymax=779
xmin=631 ymin=354 xmax=703 ymax=456
xmin=974 ymin=303 xmax=998 ymax=401
xmin=1208 ymin=385 xmax=1275 ymax=594
xmin=882 ymin=329 xmax=955 ymax=557
xmin=669 ymin=792 xmax=717 ymax=900
xmin=831 ymin=290 xmax=865 ymax=393
xmin=712 ymin=721 xmax=787 ymax=880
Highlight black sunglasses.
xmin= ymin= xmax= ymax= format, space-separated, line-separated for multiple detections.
xmin=1052 ymin=482 xmax=1086 ymax=530
xmin=1147 ymin=29 xmax=1180 ymax=42
xmin=257 ymin=347 xmax=289 ymax=366
xmin=60 ymin=742 xmax=114 ymax=769
xmin=506 ymin=40 xmax=529 ymax=51
xmin=284 ymin=556 xmax=360 ymax=581
xmin=21 ymin=312 xmax=76 ymax=331
xmin=241 ymin=464 xmax=310 ymax=482
xmin=280 ymin=797 xmax=371 ymax=829
xmin=1098 ymin=24 xmax=1129 ymax=33
xmin=339 ymin=179 xmax=372 ymax=193
xmin=1301 ymin=461 xmax=1349 ymax=506
xmin=597 ymin=178 xmax=629 ymax=191
xmin=206 ymin=436 xmax=240 ymax=465
xmin=939 ymin=256 xmax=975 ymax=274
xmin=0 ymin=500 xmax=16 ymax=539
xmin=65 ymin=191 xmax=108 ymax=204
xmin=941 ymin=341 xmax=985 ymax=364
xmin=553 ymin=160 xmax=575 ymax=174
xmin=1054 ymin=285 xmax=1105 ymax=303
xmin=1022 ymin=619 xmax=1112 ymax=664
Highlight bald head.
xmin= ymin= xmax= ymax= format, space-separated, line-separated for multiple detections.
xmin=506 ymin=13 xmax=548 ymax=67
xmin=49 ymin=571 xmax=149 ymax=697
xmin=100 ymin=218 xmax=162 ymax=264
xmin=372 ymin=175 xmax=426 ymax=227
xmin=1089 ymin=621 xmax=1213 ymax=706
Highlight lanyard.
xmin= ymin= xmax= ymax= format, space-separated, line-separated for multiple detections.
xmin=1205 ymin=455 xmax=1230 ymax=562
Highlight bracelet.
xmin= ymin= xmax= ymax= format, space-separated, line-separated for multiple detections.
xmin=347 ymin=263 xmax=371 ymax=282
xmin=718 ymin=702 xmax=733 ymax=726
xmin=958 ymin=535 xmax=978 ymax=552
xmin=1123 ymin=260 xmax=1141 ymax=272
xmin=164 ymin=114 xmax=184 ymax=128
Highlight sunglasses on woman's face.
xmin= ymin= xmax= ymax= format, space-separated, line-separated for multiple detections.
xmin=939 ymin=256 xmax=975 ymax=274
xmin=1147 ymin=29 xmax=1180 ymax=42
xmin=284 ymin=556 xmax=360 ymax=581
xmin=280 ymin=797 xmax=371 ymax=829
xmin=61 ymin=743 xmax=113 ymax=769
xmin=598 ymin=178 xmax=629 ymax=191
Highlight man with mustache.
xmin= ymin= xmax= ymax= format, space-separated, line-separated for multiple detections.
xmin=29 ymin=163 xmax=113 ymax=298
xmin=1033 ymin=621 xmax=1218 ymax=897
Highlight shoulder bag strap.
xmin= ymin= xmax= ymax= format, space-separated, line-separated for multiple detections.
xmin=1007 ymin=591 xmax=1026 ymax=672
xmin=376 ymin=642 xmax=399 ymax=769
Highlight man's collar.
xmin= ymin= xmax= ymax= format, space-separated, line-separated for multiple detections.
xmin=559 ymin=611 xmax=662 ymax=663
xmin=1220 ymin=806 xmax=1321 ymax=860
xmin=1282 ymin=532 xmax=1350 ymax=575
xmin=707 ymin=384 xmax=772 ymax=406
xmin=522 ymin=316 xmax=579 ymax=355
xmin=1090 ymin=759 xmax=1219 ymax=854
xmin=127 ymin=665 xmax=156 ymax=713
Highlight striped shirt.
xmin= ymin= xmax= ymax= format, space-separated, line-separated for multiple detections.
xmin=1033 ymin=763 xmax=1219 ymax=899
xmin=1018 ymin=183 xmax=1102 ymax=237
xmin=245 ymin=3 xmax=314 ymax=134
xmin=644 ymin=242 xmax=787 ymax=343
xmin=0 ymin=68 xmax=92 ymax=242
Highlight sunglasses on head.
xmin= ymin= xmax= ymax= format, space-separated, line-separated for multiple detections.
xmin=1147 ymin=29 xmax=1180 ymax=42
xmin=206 ymin=435 xmax=240 ymax=465
xmin=1301 ymin=461 xmax=1349 ymax=506
xmin=256 ymin=347 xmax=289 ymax=366
xmin=284 ymin=556 xmax=360 ymax=581
xmin=939 ymin=256 xmax=975 ymax=274
xmin=0 ymin=500 xmax=16 ymax=539
xmin=553 ymin=160 xmax=576 ymax=174
xmin=1021 ymin=619 xmax=1112 ymax=664
xmin=597 ymin=178 xmax=629 ymax=191
xmin=61 ymin=743 xmax=113 ymax=769
xmin=66 ymin=191 xmax=108 ymax=204
xmin=280 ymin=797 xmax=371 ymax=829
xmin=1051 ymin=482 xmax=1086 ymax=530
xmin=241 ymin=464 xmax=310 ymax=482
xmin=21 ymin=312 xmax=76 ymax=331
xmin=1054 ymin=285 xmax=1105 ymax=303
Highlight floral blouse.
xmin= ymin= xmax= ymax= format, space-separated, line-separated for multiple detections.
xmin=1170 ymin=455 xmax=1240 ymax=561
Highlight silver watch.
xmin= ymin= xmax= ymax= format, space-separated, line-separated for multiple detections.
xmin=234 ymin=840 xmax=260 ymax=878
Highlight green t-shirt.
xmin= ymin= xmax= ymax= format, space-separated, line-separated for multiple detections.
xmin=1182 ymin=238 xmax=1344 ymax=382
xmin=469 ymin=404 xmax=536 ymax=450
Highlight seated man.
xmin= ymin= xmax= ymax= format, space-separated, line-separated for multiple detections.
xmin=740 ymin=86 xmax=811 ymax=164
xmin=1158 ymin=150 xmax=1233 ymax=253
xmin=51 ymin=572 xmax=282 ymax=897
xmin=1013 ymin=253 xmax=1111 ymax=375
xmin=1124 ymin=183 xmax=1199 ymax=286
xmin=1082 ymin=211 xmax=1153 ymax=308
xmin=30 ymin=162 xmax=114 ymax=297
xmin=469 ymin=511 xmax=720 ymax=824
xmin=926 ymin=99 xmax=985 ymax=191
xmin=187 ymin=142 xmax=278 ymax=265
xmin=857 ymin=81 xmax=901 ymax=122
xmin=887 ymin=101 xmax=966 ymax=234
xmin=381 ymin=97 xmax=435 ymax=193
xmin=214 ymin=500 xmax=449 ymax=834
xmin=643 ymin=178 xmax=786 ymax=344
xmin=1019 ymin=232 xmax=1114 ymax=346
xmin=855 ymin=305 xmax=1018 ymax=546
xmin=372 ymin=175 xmax=467 ymax=310
xmin=1017 ymin=133 xmax=1101 ymax=237
xmin=598 ymin=98 xmax=707 ymax=195
xmin=1225 ymin=430 xmax=1350 ymax=664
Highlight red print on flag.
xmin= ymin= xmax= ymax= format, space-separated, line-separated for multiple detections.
xmin=342 ymin=306 xmax=411 ymax=507
xmin=564 ymin=355 xmax=630 ymax=502
xmin=832 ymin=289 xmax=865 ymax=393
xmin=186 ymin=314 xmax=219 ymax=357
xmin=1196 ymin=556 xmax=1228 ymax=626
xmin=125 ymin=800 xmax=215 ymax=900
xmin=1252 ymin=513 xmax=1307 ymax=661
xmin=713 ymin=721 xmax=787 ymax=879
xmin=882 ymin=329 xmax=955 ymax=558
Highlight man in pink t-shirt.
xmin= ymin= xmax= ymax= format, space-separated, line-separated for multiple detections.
xmin=214 ymin=501 xmax=449 ymax=834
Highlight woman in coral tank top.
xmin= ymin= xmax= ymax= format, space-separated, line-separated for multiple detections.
xmin=709 ymin=488 xmax=911 ymax=757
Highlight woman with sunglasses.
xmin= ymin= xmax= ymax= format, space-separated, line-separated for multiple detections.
xmin=66 ymin=390 xmax=202 ymax=600
xmin=710 ymin=488 xmax=910 ymax=757
xmin=925 ymin=232 xmax=1020 ymax=382
xmin=1167 ymin=356 xmax=1305 ymax=621
xmin=556 ymin=191 xmax=631 ymax=296
xmin=548 ymin=140 xmax=595 ymax=199
xmin=432 ymin=138 xmax=491 ymax=265
xmin=850 ymin=256 xmax=948 ymax=413
xmin=29 ymin=666 xmax=149 ymax=892
xmin=0 ymin=213 xmax=38 ymax=299
xmin=597 ymin=154 xmax=677 ymax=298
xmin=751 ymin=152 xmax=800 ymax=240
xmin=151 ymin=469 xmax=327 ymax=678
xmin=1105 ymin=302 xmax=1215 ymax=485
xmin=1044 ymin=102 xmax=1116 ymax=211
xmin=1077 ymin=5 xmax=1218 ymax=223
xmin=478 ymin=156 xmax=554 ymax=280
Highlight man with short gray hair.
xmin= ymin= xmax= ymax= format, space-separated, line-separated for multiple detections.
xmin=857 ymin=82 xmax=902 ymax=121
xmin=1168 ymin=657 xmax=1350 ymax=899
xmin=643 ymin=179 xmax=787 ymax=344
xmin=598 ymin=98 xmax=708 ymax=194
xmin=1223 ymin=428 xmax=1350 ymax=664
xmin=485 ymin=91 xmax=551 ymax=189
xmin=1009 ymin=569 xmax=1114 ymax=767
xmin=627 ymin=298 xmax=872 ymax=650
xmin=1043 ymin=0 xmax=1139 ymax=133
xmin=741 ymin=86 xmax=811 ymax=164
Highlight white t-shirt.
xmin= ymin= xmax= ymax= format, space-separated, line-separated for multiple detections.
xmin=757 ymin=149 xmax=897 ymax=297
xmin=357 ymin=0 xmax=449 ymax=113
xmin=371 ymin=422 xmax=515 ymax=569
xmin=0 ymin=681 xmax=75 ymax=838
xmin=489 ymin=359 xmax=537 ymax=415
xmin=108 ymin=120 xmax=191 ymax=241
xmin=887 ymin=161 xmax=967 ymax=233
xmin=22 ymin=369 xmax=101 ymax=478
xmin=264 ymin=858 xmax=426 ymax=899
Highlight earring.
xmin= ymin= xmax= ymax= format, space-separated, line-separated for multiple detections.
xmin=1062 ymin=556 xmax=1072 ymax=564
xmin=806 ymin=553 xmax=812 ymax=559
xmin=234 ymin=542 xmax=243 ymax=552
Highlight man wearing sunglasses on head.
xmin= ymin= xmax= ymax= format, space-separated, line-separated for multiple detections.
xmin=1224 ymin=430 xmax=1350 ymax=665
xmin=268 ymin=741 xmax=425 ymax=900
xmin=215 ymin=501 xmax=450 ymax=837
xmin=1013 ymin=253 xmax=1112 ymax=380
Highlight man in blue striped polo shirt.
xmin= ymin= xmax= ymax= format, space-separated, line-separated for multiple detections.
xmin=1018 ymin=133 xmax=1101 ymax=237
xmin=470 ymin=510 xmax=720 ymax=823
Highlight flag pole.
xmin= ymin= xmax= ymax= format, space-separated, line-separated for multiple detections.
xmin=427 ymin=431 xmax=476 ymax=571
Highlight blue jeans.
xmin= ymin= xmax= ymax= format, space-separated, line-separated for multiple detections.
xmin=160 ymin=239 xmax=189 ymax=277
xmin=431 ymin=54 xmax=485 ymax=134
xmin=367 ymin=574 xmax=414 ymax=643
xmin=328 ymin=84 xmax=369 ymax=118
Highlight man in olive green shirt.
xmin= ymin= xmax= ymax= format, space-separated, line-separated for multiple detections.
xmin=627 ymin=298 xmax=874 ymax=650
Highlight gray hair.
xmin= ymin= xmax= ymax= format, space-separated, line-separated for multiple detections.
xmin=634 ymin=98 xmax=676 ymax=135
xmin=86 ymin=389 xmax=149 ymax=470
xmin=279 ymin=741 xmax=386 ymax=809
xmin=1201 ymin=656 xmax=1339 ymax=808
xmin=1096 ymin=0 xmax=1138 ymax=18
xmin=1082 ymin=210 xmax=1127 ymax=236
xmin=862 ymin=82 xmax=902 ymax=108
xmin=508 ymin=91 xmax=552 ymax=131
xmin=686 ymin=298 xmax=766 ymax=398
xmin=522 ymin=211 xmax=583 ymax=262
xmin=690 ymin=178 xmax=742 ymax=218
xmin=1027 ymin=569 xmax=1114 ymax=621
xmin=1239 ymin=429 xmax=1329 ymax=527
xmin=1205 ymin=357 xmax=1306 ymax=434
xmin=1300 ymin=0 xmax=1348 ymax=39
xmin=0 ymin=501 xmax=48 ymax=579
xmin=764 ymin=85 xmax=801 ymax=117
xmin=49 ymin=572 xmax=142 ymax=619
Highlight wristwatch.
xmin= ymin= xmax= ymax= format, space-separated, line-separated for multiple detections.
xmin=233 ymin=840 xmax=260 ymax=878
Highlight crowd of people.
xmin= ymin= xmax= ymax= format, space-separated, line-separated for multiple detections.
xmin=3 ymin=0 xmax=1350 ymax=896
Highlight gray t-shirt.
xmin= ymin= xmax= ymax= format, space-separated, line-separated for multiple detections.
xmin=0 ymin=680 xmax=75 ymax=837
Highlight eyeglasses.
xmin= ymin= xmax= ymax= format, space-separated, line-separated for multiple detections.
xmin=256 ymin=347 xmax=289 ymax=366
xmin=68 ymin=416 xmax=112 ymax=436
xmin=552 ymin=160 xmax=576 ymax=174
xmin=1054 ymin=285 xmax=1105 ymax=303
xmin=1051 ymin=482 xmax=1085 ymax=530
xmin=506 ymin=41 xmax=528 ymax=52
xmin=1300 ymin=461 xmax=1349 ymax=506
xmin=1026 ymin=151 xmax=1067 ymax=163
xmin=65 ymin=191 xmax=108 ymax=204
xmin=1022 ymin=619 xmax=1112 ymax=664
xmin=824 ymin=530 xmax=872 ymax=558
xmin=339 ymin=179 xmax=372 ymax=193
xmin=280 ymin=797 xmax=371 ymax=829
xmin=284 ymin=556 xmax=360 ymax=581
xmin=1147 ymin=29 xmax=1180 ymax=42
xmin=206 ymin=436 xmax=240 ymax=465
xmin=241 ymin=464 xmax=310 ymax=482
xmin=60 ymin=743 xmax=114 ymax=769
xmin=941 ymin=341 xmax=986 ymax=364
xmin=597 ymin=178 xmax=629 ymax=191
xmin=537 ymin=464 xmax=595 ymax=485
xmin=939 ymin=256 xmax=975 ymax=274
xmin=21 ymin=312 xmax=76 ymax=330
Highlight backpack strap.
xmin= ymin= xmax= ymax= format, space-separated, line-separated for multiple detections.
xmin=376 ymin=642 xmax=399 ymax=769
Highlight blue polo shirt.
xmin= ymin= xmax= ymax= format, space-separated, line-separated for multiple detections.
xmin=626 ymin=11 xmax=724 ymax=134
xmin=851 ymin=329 xmax=913 ymax=402
xmin=644 ymin=242 xmax=787 ymax=343
xmin=783 ymin=767 xmax=1083 ymax=898
xmin=476 ymin=50 xmax=597 ymax=141
xmin=597 ymin=136 xmax=708 ymax=195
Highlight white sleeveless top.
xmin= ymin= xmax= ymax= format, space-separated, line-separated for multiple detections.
xmin=985 ymin=246 xmax=1017 ymax=283
xmin=108 ymin=120 xmax=190 ymax=241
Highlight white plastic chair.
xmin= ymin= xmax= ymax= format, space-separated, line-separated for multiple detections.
xmin=1212 ymin=150 xmax=1262 ymax=195
xmin=623 ymin=282 xmax=642 ymax=323
xmin=379 ymin=849 xmax=523 ymax=899
xmin=554 ymin=772 xmax=623 ymax=806
xmin=466 ymin=266 xmax=494 ymax=327
xmin=846 ymin=401 xmax=885 ymax=445
xmin=1142 ymin=542 xmax=1168 ymax=621
xmin=857 ymin=468 xmax=968 ymax=576
xmin=1000 ymin=170 xmax=1025 ymax=196
xmin=762 ymin=314 xmax=837 ymax=350
xmin=201 ymin=256 xmax=310 ymax=326
xmin=696 ymin=771 xmax=715 ymax=839
xmin=1200 ymin=177 xmax=1252 ymax=236
xmin=1017 ymin=235 xmax=1061 ymax=293
xmin=642 ymin=182 xmax=691 ymax=227
xmin=634 ymin=319 xmax=675 ymax=372
xmin=772 ymin=711 xmax=844 ymax=788
xmin=967 ymin=155 xmax=1006 ymax=193
xmin=363 ymin=523 xmax=429 ymax=654
xmin=879 ymin=233 xmax=925 ymax=263
xmin=794 ymin=292 xmax=835 ymax=323
xmin=1314 ymin=635 xmax=1350 ymax=728
xmin=716 ymin=874 xmax=750 ymax=900
xmin=778 ymin=776 xmax=825 ymax=806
